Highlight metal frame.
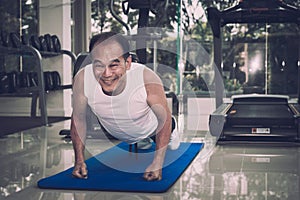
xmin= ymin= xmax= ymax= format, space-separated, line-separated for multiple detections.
xmin=0 ymin=45 xmax=76 ymax=126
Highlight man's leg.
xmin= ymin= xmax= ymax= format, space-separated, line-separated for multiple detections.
xmin=150 ymin=116 xmax=180 ymax=150
xmin=167 ymin=116 xmax=181 ymax=150
xmin=137 ymin=138 xmax=153 ymax=149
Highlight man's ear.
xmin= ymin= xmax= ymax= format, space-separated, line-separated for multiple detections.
xmin=125 ymin=55 xmax=132 ymax=70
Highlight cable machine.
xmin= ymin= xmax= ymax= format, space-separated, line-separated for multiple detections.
xmin=110 ymin=0 xmax=168 ymax=65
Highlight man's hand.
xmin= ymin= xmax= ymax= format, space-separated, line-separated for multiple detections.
xmin=72 ymin=162 xmax=88 ymax=179
xmin=143 ymin=162 xmax=162 ymax=181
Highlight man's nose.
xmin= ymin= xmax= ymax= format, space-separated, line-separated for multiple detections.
xmin=102 ymin=67 xmax=112 ymax=77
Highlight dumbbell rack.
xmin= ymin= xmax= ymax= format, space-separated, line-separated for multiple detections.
xmin=0 ymin=45 xmax=76 ymax=126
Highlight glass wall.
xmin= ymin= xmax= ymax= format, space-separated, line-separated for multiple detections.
xmin=221 ymin=23 xmax=299 ymax=97
xmin=89 ymin=0 xmax=300 ymax=99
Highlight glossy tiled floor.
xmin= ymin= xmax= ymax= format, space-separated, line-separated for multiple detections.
xmin=0 ymin=115 xmax=299 ymax=200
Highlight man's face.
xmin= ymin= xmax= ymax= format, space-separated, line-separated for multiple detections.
xmin=91 ymin=41 xmax=131 ymax=94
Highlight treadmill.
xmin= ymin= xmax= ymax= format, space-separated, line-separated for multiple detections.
xmin=210 ymin=94 xmax=300 ymax=143
xmin=207 ymin=0 xmax=300 ymax=144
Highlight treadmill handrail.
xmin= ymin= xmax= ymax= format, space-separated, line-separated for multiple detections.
xmin=220 ymin=0 xmax=300 ymax=26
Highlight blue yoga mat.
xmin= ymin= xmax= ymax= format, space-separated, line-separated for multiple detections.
xmin=38 ymin=142 xmax=204 ymax=193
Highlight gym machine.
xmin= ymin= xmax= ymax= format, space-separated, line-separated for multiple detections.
xmin=208 ymin=0 xmax=300 ymax=144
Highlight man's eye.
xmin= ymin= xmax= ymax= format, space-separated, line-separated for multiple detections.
xmin=94 ymin=64 xmax=105 ymax=69
xmin=109 ymin=63 xmax=119 ymax=68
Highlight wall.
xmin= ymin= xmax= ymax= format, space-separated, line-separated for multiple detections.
xmin=39 ymin=0 xmax=73 ymax=117
xmin=186 ymin=98 xmax=216 ymax=131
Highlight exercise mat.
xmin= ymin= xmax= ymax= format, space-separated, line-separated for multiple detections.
xmin=38 ymin=142 xmax=204 ymax=193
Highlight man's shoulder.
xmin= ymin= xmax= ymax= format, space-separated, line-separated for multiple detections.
xmin=130 ymin=62 xmax=146 ymax=70
xmin=142 ymin=66 xmax=161 ymax=85
xmin=76 ymin=64 xmax=93 ymax=78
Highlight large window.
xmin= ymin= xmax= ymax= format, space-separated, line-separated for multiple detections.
xmin=0 ymin=0 xmax=38 ymax=72
xmin=89 ymin=0 xmax=299 ymax=98
xmin=222 ymin=23 xmax=299 ymax=97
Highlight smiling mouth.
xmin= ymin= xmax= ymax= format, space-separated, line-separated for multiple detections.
xmin=102 ymin=79 xmax=113 ymax=83
xmin=100 ymin=78 xmax=114 ymax=83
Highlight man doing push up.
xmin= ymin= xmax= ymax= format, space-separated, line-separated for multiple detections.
xmin=71 ymin=32 xmax=180 ymax=181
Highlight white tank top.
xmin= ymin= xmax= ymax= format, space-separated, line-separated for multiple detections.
xmin=83 ymin=62 xmax=158 ymax=144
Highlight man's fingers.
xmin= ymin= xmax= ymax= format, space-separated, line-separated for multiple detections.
xmin=72 ymin=169 xmax=88 ymax=179
xmin=80 ymin=166 xmax=88 ymax=178
xmin=143 ymin=171 xmax=162 ymax=181
xmin=72 ymin=164 xmax=88 ymax=179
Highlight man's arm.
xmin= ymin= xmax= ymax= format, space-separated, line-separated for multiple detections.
xmin=71 ymin=70 xmax=88 ymax=179
xmin=143 ymin=67 xmax=172 ymax=181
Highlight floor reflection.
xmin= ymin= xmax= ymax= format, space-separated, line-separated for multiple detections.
xmin=0 ymin=130 xmax=46 ymax=198
xmin=0 ymin=119 xmax=300 ymax=200
xmin=208 ymin=146 xmax=300 ymax=200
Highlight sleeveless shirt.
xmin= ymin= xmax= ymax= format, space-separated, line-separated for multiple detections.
xmin=83 ymin=62 xmax=158 ymax=144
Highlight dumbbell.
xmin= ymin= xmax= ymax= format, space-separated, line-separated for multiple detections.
xmin=0 ymin=72 xmax=9 ymax=93
xmin=7 ymin=71 xmax=19 ymax=92
xmin=29 ymin=34 xmax=61 ymax=53
xmin=19 ymin=71 xmax=31 ymax=88
xmin=39 ymin=35 xmax=48 ymax=52
xmin=59 ymin=129 xmax=71 ymax=140
xmin=51 ymin=35 xmax=61 ymax=52
xmin=0 ymin=71 xmax=19 ymax=93
xmin=44 ymin=71 xmax=61 ymax=91
xmin=21 ymin=34 xmax=29 ymax=46
xmin=10 ymin=32 xmax=22 ymax=48
xmin=30 ymin=35 xmax=41 ymax=50
xmin=28 ymin=71 xmax=38 ymax=87
xmin=51 ymin=71 xmax=61 ymax=89
xmin=44 ymin=34 xmax=55 ymax=52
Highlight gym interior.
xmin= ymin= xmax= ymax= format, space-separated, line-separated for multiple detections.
xmin=0 ymin=0 xmax=300 ymax=199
